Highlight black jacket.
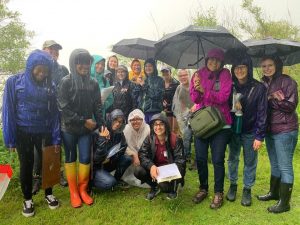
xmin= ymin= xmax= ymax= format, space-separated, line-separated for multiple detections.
xmin=163 ymin=78 xmax=179 ymax=116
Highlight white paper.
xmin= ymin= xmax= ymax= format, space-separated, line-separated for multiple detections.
xmin=101 ymin=86 xmax=114 ymax=104
xmin=156 ymin=163 xmax=182 ymax=183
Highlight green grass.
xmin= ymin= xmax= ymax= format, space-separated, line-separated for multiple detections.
xmin=0 ymin=139 xmax=300 ymax=225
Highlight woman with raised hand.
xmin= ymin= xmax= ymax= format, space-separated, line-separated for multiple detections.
xmin=257 ymin=55 xmax=298 ymax=214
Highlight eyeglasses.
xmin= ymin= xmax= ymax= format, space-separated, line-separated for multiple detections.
xmin=234 ymin=65 xmax=247 ymax=71
xmin=153 ymin=122 xmax=165 ymax=127
xmin=130 ymin=118 xmax=143 ymax=123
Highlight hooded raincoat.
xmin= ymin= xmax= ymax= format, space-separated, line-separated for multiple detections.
xmin=91 ymin=55 xmax=114 ymax=119
xmin=2 ymin=50 xmax=60 ymax=148
xmin=57 ymin=49 xmax=103 ymax=135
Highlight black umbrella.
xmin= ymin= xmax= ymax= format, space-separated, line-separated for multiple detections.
xmin=112 ymin=38 xmax=156 ymax=60
xmin=154 ymin=25 xmax=246 ymax=69
xmin=243 ymin=37 xmax=300 ymax=66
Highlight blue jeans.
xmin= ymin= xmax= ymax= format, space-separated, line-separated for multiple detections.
xmin=183 ymin=125 xmax=193 ymax=158
xmin=265 ymin=131 xmax=298 ymax=184
xmin=228 ymin=133 xmax=258 ymax=189
xmin=93 ymin=154 xmax=132 ymax=190
xmin=62 ymin=132 xmax=92 ymax=164
xmin=194 ymin=128 xmax=232 ymax=193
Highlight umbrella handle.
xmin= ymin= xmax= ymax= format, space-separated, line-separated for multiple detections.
xmin=188 ymin=57 xmax=204 ymax=67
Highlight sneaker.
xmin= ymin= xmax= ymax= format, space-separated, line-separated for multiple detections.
xmin=45 ymin=195 xmax=59 ymax=209
xmin=115 ymin=180 xmax=130 ymax=189
xmin=146 ymin=186 xmax=160 ymax=201
xmin=32 ymin=176 xmax=41 ymax=195
xmin=166 ymin=191 xmax=178 ymax=200
xmin=22 ymin=199 xmax=35 ymax=217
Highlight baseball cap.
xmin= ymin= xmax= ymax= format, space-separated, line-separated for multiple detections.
xmin=42 ymin=40 xmax=62 ymax=50
xmin=160 ymin=65 xmax=171 ymax=72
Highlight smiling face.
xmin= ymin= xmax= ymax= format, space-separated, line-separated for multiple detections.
xmin=144 ymin=63 xmax=154 ymax=75
xmin=44 ymin=47 xmax=59 ymax=61
xmin=130 ymin=116 xmax=143 ymax=131
xmin=261 ymin=58 xmax=276 ymax=77
xmin=178 ymin=70 xmax=189 ymax=85
xmin=234 ymin=65 xmax=248 ymax=84
xmin=32 ymin=65 xmax=50 ymax=82
xmin=112 ymin=117 xmax=124 ymax=131
xmin=207 ymin=57 xmax=222 ymax=72
xmin=95 ymin=60 xmax=105 ymax=74
xmin=116 ymin=68 xmax=127 ymax=81
xmin=153 ymin=120 xmax=166 ymax=136
xmin=132 ymin=61 xmax=141 ymax=74
xmin=76 ymin=64 xmax=90 ymax=76
xmin=108 ymin=56 xmax=118 ymax=69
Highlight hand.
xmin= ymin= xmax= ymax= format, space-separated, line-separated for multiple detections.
xmin=195 ymin=84 xmax=204 ymax=93
xmin=99 ymin=126 xmax=110 ymax=140
xmin=272 ymin=90 xmax=285 ymax=101
xmin=84 ymin=119 xmax=96 ymax=130
xmin=253 ymin=139 xmax=262 ymax=151
xmin=132 ymin=153 xmax=140 ymax=166
xmin=235 ymin=101 xmax=242 ymax=111
xmin=163 ymin=100 xmax=168 ymax=107
xmin=137 ymin=77 xmax=144 ymax=86
xmin=150 ymin=165 xmax=159 ymax=180
xmin=190 ymin=104 xmax=197 ymax=113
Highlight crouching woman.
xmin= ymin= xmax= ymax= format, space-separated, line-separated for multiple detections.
xmin=134 ymin=113 xmax=186 ymax=200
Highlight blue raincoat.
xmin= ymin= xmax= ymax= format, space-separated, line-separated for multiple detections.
xmin=2 ymin=50 xmax=61 ymax=148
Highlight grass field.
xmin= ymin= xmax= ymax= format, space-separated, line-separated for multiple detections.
xmin=0 ymin=138 xmax=299 ymax=225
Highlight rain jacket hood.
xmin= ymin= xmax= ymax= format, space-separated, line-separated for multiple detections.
xmin=231 ymin=52 xmax=254 ymax=84
xmin=107 ymin=109 xmax=126 ymax=133
xmin=261 ymin=55 xmax=283 ymax=81
xmin=149 ymin=113 xmax=171 ymax=137
xmin=91 ymin=55 xmax=105 ymax=78
xmin=144 ymin=58 xmax=158 ymax=76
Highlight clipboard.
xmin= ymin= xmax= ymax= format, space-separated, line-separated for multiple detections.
xmin=42 ymin=145 xmax=61 ymax=189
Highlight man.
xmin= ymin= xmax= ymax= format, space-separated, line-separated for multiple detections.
xmin=32 ymin=40 xmax=69 ymax=195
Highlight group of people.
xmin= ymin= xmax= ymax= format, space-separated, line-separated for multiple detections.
xmin=2 ymin=39 xmax=298 ymax=218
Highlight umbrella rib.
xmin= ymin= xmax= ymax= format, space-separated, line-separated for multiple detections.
xmin=175 ymin=38 xmax=198 ymax=68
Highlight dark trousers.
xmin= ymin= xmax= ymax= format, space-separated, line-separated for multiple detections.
xmin=93 ymin=155 xmax=132 ymax=190
xmin=194 ymin=128 xmax=232 ymax=193
xmin=134 ymin=166 xmax=180 ymax=193
xmin=16 ymin=129 xmax=52 ymax=200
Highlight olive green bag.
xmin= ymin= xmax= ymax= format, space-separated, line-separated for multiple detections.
xmin=189 ymin=106 xmax=226 ymax=139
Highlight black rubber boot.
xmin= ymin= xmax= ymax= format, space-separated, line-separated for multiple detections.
xmin=241 ymin=188 xmax=251 ymax=206
xmin=257 ymin=175 xmax=280 ymax=201
xmin=226 ymin=184 xmax=237 ymax=202
xmin=268 ymin=183 xmax=293 ymax=213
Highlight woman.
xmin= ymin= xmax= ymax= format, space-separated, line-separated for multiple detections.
xmin=190 ymin=48 xmax=232 ymax=209
xmin=257 ymin=55 xmax=298 ymax=213
xmin=226 ymin=53 xmax=268 ymax=207
xmin=128 ymin=59 xmax=145 ymax=83
xmin=91 ymin=55 xmax=113 ymax=120
xmin=93 ymin=109 xmax=132 ymax=190
xmin=58 ymin=49 xmax=103 ymax=208
xmin=122 ymin=109 xmax=150 ymax=187
xmin=161 ymin=66 xmax=179 ymax=132
xmin=112 ymin=65 xmax=136 ymax=118
xmin=2 ymin=50 xmax=60 ymax=217
xmin=134 ymin=113 xmax=186 ymax=200
xmin=106 ymin=55 xmax=119 ymax=85
xmin=134 ymin=58 xmax=165 ymax=124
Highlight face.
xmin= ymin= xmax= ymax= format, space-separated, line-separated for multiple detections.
xmin=153 ymin=120 xmax=166 ymax=136
xmin=234 ymin=65 xmax=248 ymax=82
xmin=116 ymin=69 xmax=126 ymax=81
xmin=178 ymin=70 xmax=189 ymax=85
xmin=261 ymin=59 xmax=276 ymax=77
xmin=32 ymin=65 xmax=50 ymax=82
xmin=44 ymin=47 xmax=59 ymax=61
xmin=132 ymin=61 xmax=141 ymax=74
xmin=130 ymin=116 xmax=143 ymax=131
xmin=112 ymin=117 xmax=124 ymax=131
xmin=161 ymin=70 xmax=171 ymax=81
xmin=145 ymin=63 xmax=154 ymax=75
xmin=108 ymin=56 xmax=118 ymax=69
xmin=76 ymin=64 xmax=90 ymax=76
xmin=207 ymin=57 xmax=222 ymax=72
xmin=95 ymin=60 xmax=105 ymax=73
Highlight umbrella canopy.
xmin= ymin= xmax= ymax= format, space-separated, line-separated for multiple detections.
xmin=243 ymin=37 xmax=300 ymax=66
xmin=154 ymin=25 xmax=246 ymax=69
xmin=112 ymin=38 xmax=156 ymax=60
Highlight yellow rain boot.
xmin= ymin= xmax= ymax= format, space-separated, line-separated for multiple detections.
xmin=65 ymin=163 xmax=82 ymax=208
xmin=78 ymin=163 xmax=93 ymax=205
